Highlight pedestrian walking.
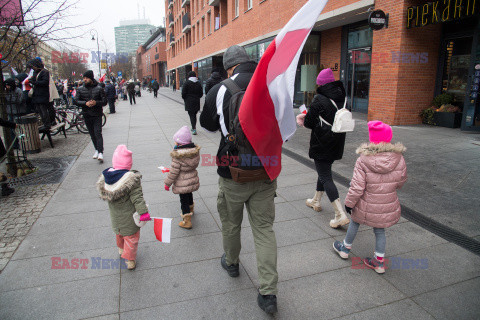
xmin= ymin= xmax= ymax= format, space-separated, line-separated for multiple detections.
xmin=172 ymin=78 xmax=176 ymax=92
xmin=164 ymin=126 xmax=201 ymax=229
xmin=297 ymin=68 xmax=350 ymax=229
xmin=97 ymin=145 xmax=151 ymax=270
xmin=181 ymin=71 xmax=203 ymax=135
xmin=204 ymin=69 xmax=223 ymax=95
xmin=127 ymin=80 xmax=136 ymax=105
xmin=135 ymin=81 xmax=141 ymax=97
xmin=75 ymin=70 xmax=107 ymax=162
xmin=27 ymin=58 xmax=55 ymax=130
xmin=152 ymin=79 xmax=159 ymax=98
xmin=333 ymin=121 xmax=407 ymax=274
xmin=200 ymin=45 xmax=279 ymax=315
xmin=105 ymin=80 xmax=117 ymax=114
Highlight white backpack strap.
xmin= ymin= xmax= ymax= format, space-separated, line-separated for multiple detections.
xmin=342 ymin=97 xmax=347 ymax=109
xmin=329 ymin=99 xmax=338 ymax=110
xmin=319 ymin=115 xmax=332 ymax=127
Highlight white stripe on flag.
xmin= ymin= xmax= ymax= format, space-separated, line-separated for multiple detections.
xmin=162 ymin=219 xmax=171 ymax=243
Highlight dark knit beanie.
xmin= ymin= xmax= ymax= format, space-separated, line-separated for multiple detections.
xmin=83 ymin=70 xmax=95 ymax=81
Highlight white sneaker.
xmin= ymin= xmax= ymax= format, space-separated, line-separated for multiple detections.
xmin=92 ymin=151 xmax=99 ymax=159
xmin=97 ymin=153 xmax=104 ymax=162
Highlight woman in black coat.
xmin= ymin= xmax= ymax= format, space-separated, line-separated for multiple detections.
xmin=300 ymin=68 xmax=350 ymax=229
xmin=181 ymin=71 xmax=203 ymax=135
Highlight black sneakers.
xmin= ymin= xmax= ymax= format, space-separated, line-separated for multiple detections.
xmin=257 ymin=293 xmax=278 ymax=314
xmin=221 ymin=253 xmax=239 ymax=277
xmin=1 ymin=184 xmax=15 ymax=196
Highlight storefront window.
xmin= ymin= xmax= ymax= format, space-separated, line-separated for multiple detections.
xmin=441 ymin=37 xmax=473 ymax=104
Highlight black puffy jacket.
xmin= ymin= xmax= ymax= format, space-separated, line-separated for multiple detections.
xmin=74 ymin=80 xmax=107 ymax=117
xmin=304 ymin=81 xmax=347 ymax=162
xmin=105 ymin=83 xmax=116 ymax=100
xmin=29 ymin=68 xmax=50 ymax=104
xmin=181 ymin=78 xmax=203 ymax=113
xmin=200 ymin=61 xmax=257 ymax=179
xmin=204 ymin=72 xmax=223 ymax=95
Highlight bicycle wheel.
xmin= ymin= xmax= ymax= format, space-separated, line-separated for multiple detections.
xmin=102 ymin=113 xmax=107 ymax=127
xmin=75 ymin=113 xmax=89 ymax=134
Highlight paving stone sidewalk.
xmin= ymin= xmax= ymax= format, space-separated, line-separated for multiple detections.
xmin=0 ymin=90 xmax=478 ymax=319
xmin=0 ymin=126 xmax=90 ymax=271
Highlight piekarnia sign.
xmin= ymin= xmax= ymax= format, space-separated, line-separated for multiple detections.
xmin=407 ymin=0 xmax=480 ymax=28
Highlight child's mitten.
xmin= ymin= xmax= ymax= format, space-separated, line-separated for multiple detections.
xmin=345 ymin=205 xmax=352 ymax=215
xmin=139 ymin=212 xmax=151 ymax=221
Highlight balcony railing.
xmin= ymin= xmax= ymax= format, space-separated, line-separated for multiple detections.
xmin=169 ymin=14 xmax=174 ymax=27
xmin=181 ymin=0 xmax=190 ymax=8
xmin=182 ymin=14 xmax=191 ymax=33
xmin=168 ymin=0 xmax=173 ymax=9
xmin=209 ymin=0 xmax=220 ymax=6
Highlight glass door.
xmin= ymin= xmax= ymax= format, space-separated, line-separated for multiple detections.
xmin=347 ymin=48 xmax=372 ymax=113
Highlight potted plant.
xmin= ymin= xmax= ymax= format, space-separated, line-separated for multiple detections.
xmin=433 ymin=104 xmax=463 ymax=128
xmin=420 ymin=93 xmax=462 ymax=128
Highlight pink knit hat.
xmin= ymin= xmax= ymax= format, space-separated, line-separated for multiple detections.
xmin=316 ymin=68 xmax=335 ymax=86
xmin=173 ymin=126 xmax=192 ymax=145
xmin=112 ymin=145 xmax=133 ymax=170
xmin=368 ymin=121 xmax=392 ymax=144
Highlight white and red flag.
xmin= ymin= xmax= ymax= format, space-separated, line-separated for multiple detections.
xmin=239 ymin=0 xmax=329 ymax=180
xmin=153 ymin=218 xmax=172 ymax=243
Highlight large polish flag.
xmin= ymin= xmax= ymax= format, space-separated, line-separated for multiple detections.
xmin=239 ymin=0 xmax=329 ymax=180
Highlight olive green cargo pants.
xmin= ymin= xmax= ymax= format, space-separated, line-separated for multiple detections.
xmin=217 ymin=177 xmax=278 ymax=295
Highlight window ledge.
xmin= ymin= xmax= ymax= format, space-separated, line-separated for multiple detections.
xmin=259 ymin=0 xmax=267 ymax=4
xmin=244 ymin=8 xmax=252 ymax=14
xmin=232 ymin=16 xmax=239 ymax=22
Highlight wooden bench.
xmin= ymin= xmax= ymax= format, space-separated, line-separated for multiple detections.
xmin=39 ymin=121 xmax=67 ymax=148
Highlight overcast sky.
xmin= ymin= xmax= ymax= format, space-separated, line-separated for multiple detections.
xmin=44 ymin=0 xmax=166 ymax=70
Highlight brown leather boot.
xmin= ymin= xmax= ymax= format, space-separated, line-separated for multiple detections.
xmin=179 ymin=213 xmax=193 ymax=229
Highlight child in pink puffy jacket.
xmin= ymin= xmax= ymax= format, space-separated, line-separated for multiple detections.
xmin=333 ymin=121 xmax=407 ymax=274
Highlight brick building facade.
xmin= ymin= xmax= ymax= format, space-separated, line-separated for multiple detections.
xmin=165 ymin=0 xmax=480 ymax=131
xmin=136 ymin=28 xmax=168 ymax=86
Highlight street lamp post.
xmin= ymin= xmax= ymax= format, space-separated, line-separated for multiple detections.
xmin=90 ymin=29 xmax=101 ymax=78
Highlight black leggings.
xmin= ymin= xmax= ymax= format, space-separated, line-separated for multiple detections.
xmin=188 ymin=111 xmax=197 ymax=130
xmin=314 ymin=159 xmax=339 ymax=202
xmin=128 ymin=93 xmax=136 ymax=105
xmin=179 ymin=193 xmax=194 ymax=214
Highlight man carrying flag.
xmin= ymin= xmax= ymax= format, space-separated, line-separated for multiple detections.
xmin=200 ymin=0 xmax=330 ymax=314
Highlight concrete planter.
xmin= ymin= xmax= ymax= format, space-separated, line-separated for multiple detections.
xmin=433 ymin=112 xmax=462 ymax=128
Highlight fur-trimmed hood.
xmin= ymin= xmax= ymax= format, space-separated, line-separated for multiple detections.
xmin=356 ymin=142 xmax=406 ymax=156
xmin=170 ymin=145 xmax=201 ymax=159
xmin=356 ymin=143 xmax=406 ymax=174
xmin=97 ymin=170 xmax=142 ymax=201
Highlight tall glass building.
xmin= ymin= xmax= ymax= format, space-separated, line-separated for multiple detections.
xmin=115 ymin=19 xmax=156 ymax=55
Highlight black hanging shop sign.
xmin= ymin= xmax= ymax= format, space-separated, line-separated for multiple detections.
xmin=369 ymin=10 xmax=389 ymax=30
xmin=407 ymin=0 xmax=480 ymax=29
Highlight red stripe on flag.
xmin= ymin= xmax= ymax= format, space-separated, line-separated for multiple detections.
xmin=266 ymin=29 xmax=311 ymax=85
xmin=154 ymin=218 xmax=163 ymax=242
xmin=239 ymin=40 xmax=283 ymax=180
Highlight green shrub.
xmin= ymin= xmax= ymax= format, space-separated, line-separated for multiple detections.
xmin=420 ymin=108 xmax=435 ymax=125
xmin=432 ymin=93 xmax=454 ymax=108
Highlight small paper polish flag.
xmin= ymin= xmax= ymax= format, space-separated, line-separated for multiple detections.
xmin=153 ymin=218 xmax=172 ymax=243
xmin=158 ymin=166 xmax=170 ymax=173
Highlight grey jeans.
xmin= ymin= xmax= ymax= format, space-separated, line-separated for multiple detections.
xmin=344 ymin=221 xmax=386 ymax=257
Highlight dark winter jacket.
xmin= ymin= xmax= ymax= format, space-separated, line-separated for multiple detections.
xmin=304 ymin=81 xmax=347 ymax=162
xmin=181 ymin=78 xmax=204 ymax=113
xmin=152 ymin=81 xmax=160 ymax=90
xmin=74 ymin=80 xmax=107 ymax=117
xmin=126 ymin=82 xmax=135 ymax=94
xmin=205 ymin=72 xmax=222 ymax=95
xmin=6 ymin=87 xmax=27 ymax=116
xmin=105 ymin=83 xmax=116 ymax=100
xmin=29 ymin=68 xmax=50 ymax=104
xmin=0 ymin=118 xmax=16 ymax=158
xmin=200 ymin=61 xmax=257 ymax=179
